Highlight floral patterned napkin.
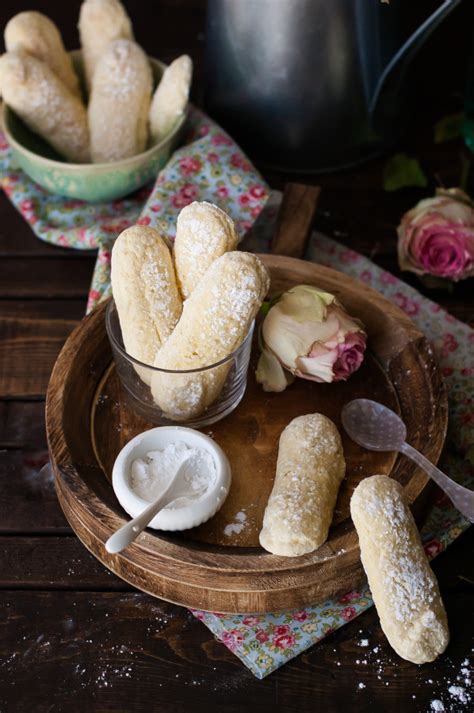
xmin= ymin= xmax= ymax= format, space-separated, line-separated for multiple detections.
xmin=1 ymin=114 xmax=472 ymax=680
xmin=0 ymin=107 xmax=269 ymax=312
xmin=189 ymin=222 xmax=473 ymax=678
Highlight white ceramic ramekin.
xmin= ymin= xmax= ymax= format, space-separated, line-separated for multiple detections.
xmin=111 ymin=426 xmax=231 ymax=531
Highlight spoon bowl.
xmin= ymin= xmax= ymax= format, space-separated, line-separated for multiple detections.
xmin=341 ymin=398 xmax=407 ymax=451
xmin=342 ymin=398 xmax=474 ymax=523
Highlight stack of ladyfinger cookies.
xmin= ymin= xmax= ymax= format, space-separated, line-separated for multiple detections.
xmin=0 ymin=0 xmax=192 ymax=163
xmin=111 ymin=202 xmax=270 ymax=421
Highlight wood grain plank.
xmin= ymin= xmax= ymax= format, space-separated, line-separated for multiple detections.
xmin=0 ymin=299 xmax=87 ymax=320
xmin=0 ymin=401 xmax=46 ymax=449
xmin=0 ymin=317 xmax=77 ymax=398
xmin=271 ymin=183 xmax=320 ymax=257
xmin=0 ymin=537 xmax=128 ymax=590
xmin=0 ymin=258 xmax=95 ymax=298
xmin=0 ymin=527 xmax=472 ymax=713
xmin=0 ymin=450 xmax=70 ymax=533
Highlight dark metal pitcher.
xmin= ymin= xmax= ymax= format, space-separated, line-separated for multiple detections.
xmin=204 ymin=0 xmax=463 ymax=172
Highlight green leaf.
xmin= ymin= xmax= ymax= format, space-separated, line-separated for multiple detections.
xmin=259 ymin=300 xmax=271 ymax=317
xmin=383 ymin=153 xmax=428 ymax=192
xmin=434 ymin=113 xmax=464 ymax=143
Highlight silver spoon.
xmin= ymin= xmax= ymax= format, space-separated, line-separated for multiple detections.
xmin=341 ymin=398 xmax=474 ymax=523
xmin=105 ymin=457 xmax=204 ymax=554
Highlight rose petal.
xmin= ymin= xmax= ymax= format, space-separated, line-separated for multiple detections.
xmin=255 ymin=348 xmax=291 ymax=392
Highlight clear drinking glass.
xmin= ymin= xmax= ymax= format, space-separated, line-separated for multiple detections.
xmin=105 ymin=300 xmax=255 ymax=428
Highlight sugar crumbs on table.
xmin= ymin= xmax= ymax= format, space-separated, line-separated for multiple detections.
xmin=430 ymin=701 xmax=445 ymax=712
xmin=448 ymin=685 xmax=470 ymax=704
xmin=224 ymin=510 xmax=247 ymax=537
xmin=358 ymin=682 xmax=366 ymax=690
xmin=359 ymin=639 xmax=369 ymax=647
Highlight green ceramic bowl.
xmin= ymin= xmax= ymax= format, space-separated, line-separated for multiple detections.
xmin=1 ymin=51 xmax=186 ymax=203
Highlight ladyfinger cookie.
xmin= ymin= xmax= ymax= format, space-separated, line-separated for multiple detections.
xmin=151 ymin=251 xmax=269 ymax=420
xmin=149 ymin=54 xmax=192 ymax=143
xmin=350 ymin=475 xmax=449 ymax=664
xmin=174 ymin=202 xmax=239 ymax=299
xmin=111 ymin=225 xmax=182 ymax=383
xmin=78 ymin=0 xmax=133 ymax=90
xmin=259 ymin=414 xmax=345 ymax=556
xmin=88 ymin=39 xmax=152 ymax=163
xmin=0 ymin=52 xmax=90 ymax=163
xmin=5 ymin=11 xmax=81 ymax=97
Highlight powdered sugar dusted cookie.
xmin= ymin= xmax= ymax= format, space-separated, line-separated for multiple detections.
xmin=111 ymin=225 xmax=182 ymax=383
xmin=0 ymin=51 xmax=90 ymax=163
xmin=149 ymin=54 xmax=192 ymax=143
xmin=174 ymin=202 xmax=239 ymax=298
xmin=78 ymin=0 xmax=133 ymax=90
xmin=151 ymin=251 xmax=269 ymax=420
xmin=350 ymin=475 xmax=449 ymax=664
xmin=88 ymin=39 xmax=152 ymax=163
xmin=5 ymin=11 xmax=81 ymax=97
xmin=259 ymin=414 xmax=345 ymax=556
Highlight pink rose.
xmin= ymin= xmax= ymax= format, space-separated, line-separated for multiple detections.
xmin=256 ymin=286 xmax=366 ymax=392
xmin=211 ymin=132 xmax=232 ymax=146
xmin=339 ymin=590 xmax=361 ymax=604
xmin=242 ymin=615 xmax=260 ymax=626
xmin=292 ymin=611 xmax=309 ymax=622
xmin=340 ymin=249 xmax=360 ymax=264
xmin=231 ymin=152 xmax=251 ymax=170
xmin=20 ymin=199 xmax=34 ymax=213
xmin=397 ymin=188 xmax=474 ymax=281
xmin=221 ymin=629 xmax=244 ymax=652
xmin=424 ymin=539 xmax=443 ymax=559
xmin=255 ymin=629 xmax=269 ymax=643
xmin=273 ymin=625 xmax=290 ymax=636
xmin=171 ymin=184 xmax=199 ymax=208
xmin=341 ymin=607 xmax=357 ymax=621
xmin=179 ymin=156 xmax=202 ymax=175
xmin=392 ymin=292 xmax=420 ymax=317
xmin=249 ymin=184 xmax=266 ymax=199
xmin=273 ymin=633 xmax=296 ymax=650
xmin=137 ymin=216 xmax=151 ymax=225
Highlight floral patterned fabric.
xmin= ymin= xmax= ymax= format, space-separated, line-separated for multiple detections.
xmin=0 ymin=107 xmax=269 ymax=312
xmin=1 ymin=120 xmax=472 ymax=679
xmin=190 ymin=210 xmax=473 ymax=680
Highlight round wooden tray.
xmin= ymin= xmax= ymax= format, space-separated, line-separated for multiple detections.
xmin=46 ymin=255 xmax=448 ymax=613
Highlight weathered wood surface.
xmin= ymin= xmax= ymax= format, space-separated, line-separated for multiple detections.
xmin=271 ymin=183 xmax=321 ymax=257
xmin=0 ymin=0 xmax=473 ymax=709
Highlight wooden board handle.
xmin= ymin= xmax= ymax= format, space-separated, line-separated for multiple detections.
xmin=271 ymin=183 xmax=321 ymax=257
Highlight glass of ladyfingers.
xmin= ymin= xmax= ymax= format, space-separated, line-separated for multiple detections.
xmin=106 ymin=299 xmax=255 ymax=428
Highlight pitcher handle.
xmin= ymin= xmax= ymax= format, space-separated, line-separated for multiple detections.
xmin=370 ymin=0 xmax=463 ymax=114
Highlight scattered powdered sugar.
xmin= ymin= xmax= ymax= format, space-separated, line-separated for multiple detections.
xmin=426 ymin=655 xmax=473 ymax=711
xmin=130 ymin=441 xmax=216 ymax=507
xmin=358 ymin=682 xmax=366 ymax=689
xmin=448 ymin=685 xmax=469 ymax=704
xmin=224 ymin=511 xmax=247 ymax=536
xmin=359 ymin=639 xmax=369 ymax=647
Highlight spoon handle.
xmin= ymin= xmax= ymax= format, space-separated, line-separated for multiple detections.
xmin=105 ymin=490 xmax=172 ymax=554
xmin=400 ymin=442 xmax=474 ymax=523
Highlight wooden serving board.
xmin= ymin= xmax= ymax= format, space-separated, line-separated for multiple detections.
xmin=46 ymin=255 xmax=448 ymax=613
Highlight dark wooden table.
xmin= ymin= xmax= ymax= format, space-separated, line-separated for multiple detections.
xmin=0 ymin=2 xmax=473 ymax=711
